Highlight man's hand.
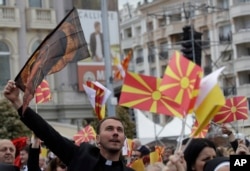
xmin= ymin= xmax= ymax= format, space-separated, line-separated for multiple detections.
xmin=3 ymin=80 xmax=22 ymax=109
xmin=163 ymin=152 xmax=186 ymax=171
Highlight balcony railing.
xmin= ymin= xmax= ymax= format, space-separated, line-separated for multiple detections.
xmin=26 ymin=8 xmax=56 ymax=30
xmin=0 ymin=6 xmax=21 ymax=28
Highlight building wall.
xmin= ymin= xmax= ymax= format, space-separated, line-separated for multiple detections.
xmin=119 ymin=0 xmax=250 ymax=136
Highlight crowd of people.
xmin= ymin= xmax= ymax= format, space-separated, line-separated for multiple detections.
xmin=1 ymin=80 xmax=250 ymax=171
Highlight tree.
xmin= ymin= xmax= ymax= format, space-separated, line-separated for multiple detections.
xmin=0 ymin=99 xmax=31 ymax=139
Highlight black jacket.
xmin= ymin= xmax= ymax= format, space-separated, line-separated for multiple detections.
xmin=19 ymin=107 xmax=134 ymax=171
xmin=0 ymin=163 xmax=19 ymax=171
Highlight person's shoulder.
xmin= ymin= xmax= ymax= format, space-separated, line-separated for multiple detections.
xmin=0 ymin=163 xmax=19 ymax=171
xmin=125 ymin=166 xmax=135 ymax=171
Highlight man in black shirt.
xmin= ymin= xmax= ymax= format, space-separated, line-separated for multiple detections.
xmin=4 ymin=80 xmax=134 ymax=171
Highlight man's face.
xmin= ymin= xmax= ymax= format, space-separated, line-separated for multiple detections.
xmin=20 ymin=150 xmax=29 ymax=165
xmin=97 ymin=119 xmax=125 ymax=153
xmin=0 ymin=140 xmax=16 ymax=164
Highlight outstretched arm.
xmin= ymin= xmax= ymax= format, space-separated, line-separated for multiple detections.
xmin=4 ymin=80 xmax=77 ymax=165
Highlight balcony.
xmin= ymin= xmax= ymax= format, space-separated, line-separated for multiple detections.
xmin=219 ymin=61 xmax=234 ymax=75
xmin=234 ymin=56 xmax=250 ymax=72
xmin=233 ymin=29 xmax=250 ymax=44
xmin=121 ymin=37 xmax=133 ymax=49
xmin=0 ymin=6 xmax=21 ymax=28
xmin=215 ymin=11 xmax=230 ymax=24
xmin=26 ymin=8 xmax=56 ymax=30
xmin=194 ymin=15 xmax=210 ymax=28
xmin=154 ymin=27 xmax=167 ymax=40
xmin=143 ymin=31 xmax=154 ymax=43
xmin=165 ymin=21 xmax=184 ymax=36
xmin=230 ymin=2 xmax=250 ymax=18
xmin=132 ymin=36 xmax=142 ymax=47
xmin=237 ymin=84 xmax=250 ymax=97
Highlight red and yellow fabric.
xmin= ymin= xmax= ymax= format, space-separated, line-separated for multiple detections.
xmin=86 ymin=81 xmax=105 ymax=120
xmin=193 ymin=67 xmax=225 ymax=136
xmin=129 ymin=158 xmax=145 ymax=171
xmin=190 ymin=120 xmax=209 ymax=138
xmin=119 ymin=71 xmax=183 ymax=117
xmin=159 ymin=51 xmax=203 ymax=114
xmin=150 ymin=146 xmax=164 ymax=164
xmin=213 ymin=96 xmax=248 ymax=123
xmin=114 ymin=50 xmax=132 ymax=79
xmin=35 ymin=79 xmax=51 ymax=104
xmin=73 ymin=125 xmax=96 ymax=146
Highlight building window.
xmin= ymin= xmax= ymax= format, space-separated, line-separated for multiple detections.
xmin=219 ymin=24 xmax=231 ymax=43
xmin=31 ymin=40 xmax=41 ymax=53
xmin=29 ymin=0 xmax=42 ymax=8
xmin=124 ymin=27 xmax=132 ymax=38
xmin=0 ymin=0 xmax=6 ymax=5
xmin=0 ymin=41 xmax=10 ymax=89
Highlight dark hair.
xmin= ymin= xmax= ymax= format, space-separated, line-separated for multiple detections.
xmin=47 ymin=157 xmax=66 ymax=171
xmin=96 ymin=117 xmax=124 ymax=134
xmin=184 ymin=138 xmax=216 ymax=171
xmin=203 ymin=157 xmax=229 ymax=171
xmin=20 ymin=145 xmax=30 ymax=153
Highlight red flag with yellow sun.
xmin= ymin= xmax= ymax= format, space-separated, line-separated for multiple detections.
xmin=119 ymin=72 xmax=183 ymax=118
xmin=35 ymin=79 xmax=52 ymax=104
xmin=213 ymin=96 xmax=248 ymax=123
xmin=159 ymin=51 xmax=203 ymax=114
xmin=73 ymin=125 xmax=96 ymax=146
xmin=190 ymin=120 xmax=209 ymax=138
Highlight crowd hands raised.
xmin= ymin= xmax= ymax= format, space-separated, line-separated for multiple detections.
xmin=1 ymin=80 xmax=250 ymax=171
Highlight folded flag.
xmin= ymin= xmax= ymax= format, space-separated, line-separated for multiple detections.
xmin=35 ymin=79 xmax=51 ymax=104
xmin=193 ymin=67 xmax=225 ymax=136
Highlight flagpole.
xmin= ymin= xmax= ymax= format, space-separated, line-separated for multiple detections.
xmin=101 ymin=0 xmax=116 ymax=117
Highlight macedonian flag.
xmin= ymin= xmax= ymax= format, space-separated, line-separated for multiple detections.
xmin=73 ymin=125 xmax=96 ymax=146
xmin=159 ymin=51 xmax=203 ymax=114
xmin=213 ymin=96 xmax=248 ymax=123
xmin=114 ymin=50 xmax=132 ymax=79
xmin=35 ymin=79 xmax=51 ymax=104
xmin=119 ymin=72 xmax=183 ymax=117
xmin=190 ymin=120 xmax=209 ymax=138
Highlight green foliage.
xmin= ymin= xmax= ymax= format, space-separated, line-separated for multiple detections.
xmin=116 ymin=106 xmax=136 ymax=139
xmin=0 ymin=99 xmax=32 ymax=139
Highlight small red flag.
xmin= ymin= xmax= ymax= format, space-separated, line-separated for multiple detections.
xmin=35 ymin=79 xmax=51 ymax=104
xmin=114 ymin=51 xmax=132 ymax=79
xmin=73 ymin=125 xmax=96 ymax=146
xmin=190 ymin=120 xmax=209 ymax=138
xmin=213 ymin=96 xmax=248 ymax=123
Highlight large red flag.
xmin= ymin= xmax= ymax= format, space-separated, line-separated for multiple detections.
xmin=73 ymin=125 xmax=96 ymax=146
xmin=35 ymin=79 xmax=51 ymax=104
xmin=15 ymin=7 xmax=89 ymax=113
xmin=119 ymin=72 xmax=183 ymax=118
xmin=159 ymin=51 xmax=203 ymax=114
xmin=213 ymin=96 xmax=248 ymax=123
xmin=114 ymin=50 xmax=132 ymax=79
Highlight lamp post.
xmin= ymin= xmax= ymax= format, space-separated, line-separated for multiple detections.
xmin=101 ymin=0 xmax=116 ymax=117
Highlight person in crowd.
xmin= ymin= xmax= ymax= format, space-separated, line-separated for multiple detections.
xmin=235 ymin=139 xmax=250 ymax=155
xmin=39 ymin=156 xmax=47 ymax=171
xmin=46 ymin=157 xmax=67 ymax=171
xmin=131 ymin=138 xmax=150 ymax=158
xmin=184 ymin=138 xmax=217 ymax=171
xmin=19 ymin=146 xmax=29 ymax=171
xmin=163 ymin=152 xmax=186 ymax=171
xmin=203 ymin=156 xmax=229 ymax=171
xmin=0 ymin=139 xmax=19 ymax=171
xmin=4 ymin=80 xmax=134 ymax=171
xmin=162 ymin=146 xmax=175 ymax=164
xmin=89 ymin=21 xmax=104 ymax=62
